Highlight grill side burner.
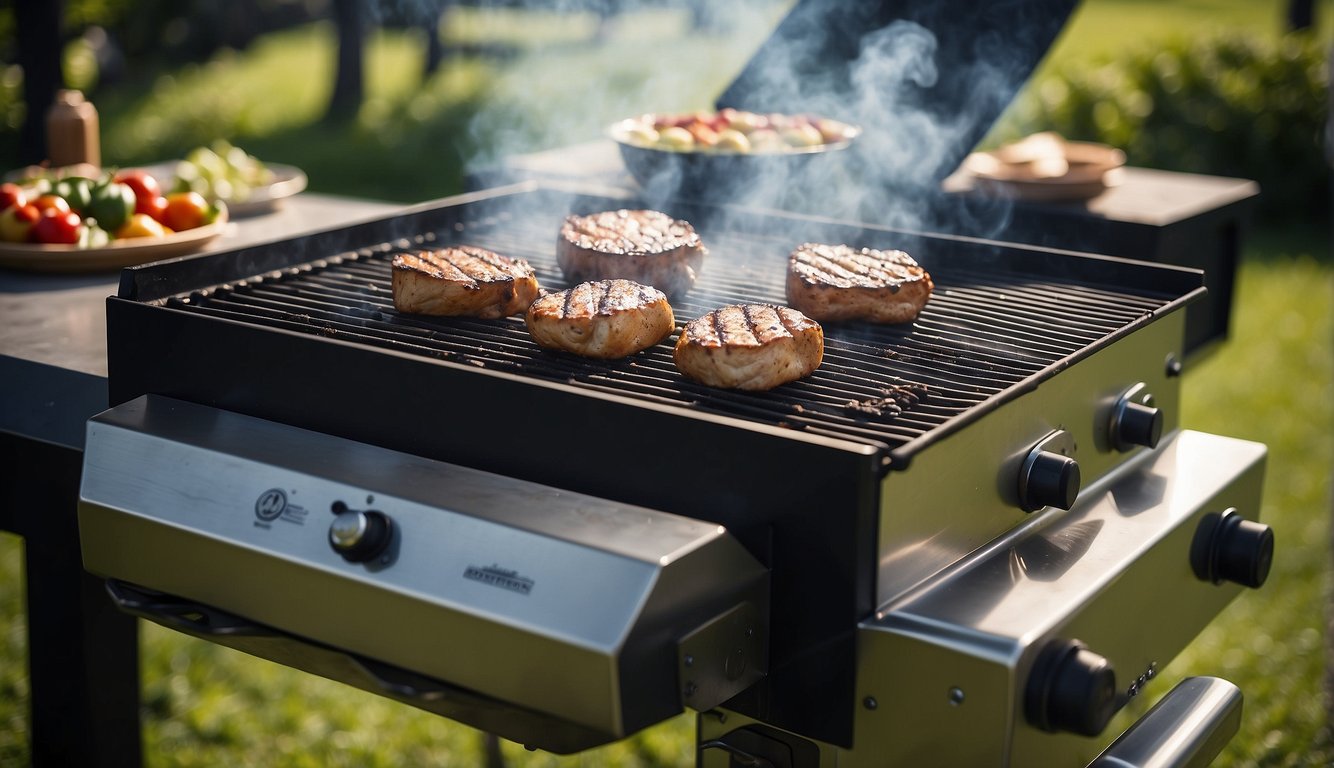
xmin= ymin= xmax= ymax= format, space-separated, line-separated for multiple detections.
xmin=98 ymin=186 xmax=1216 ymax=748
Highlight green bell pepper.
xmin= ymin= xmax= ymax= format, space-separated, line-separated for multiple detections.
xmin=53 ymin=177 xmax=94 ymax=215
xmin=86 ymin=180 xmax=136 ymax=233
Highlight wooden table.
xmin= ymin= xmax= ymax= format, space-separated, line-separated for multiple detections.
xmin=0 ymin=193 xmax=399 ymax=768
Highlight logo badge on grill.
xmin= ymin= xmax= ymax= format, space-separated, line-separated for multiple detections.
xmin=255 ymin=488 xmax=288 ymax=521
xmin=464 ymin=564 xmax=535 ymax=595
xmin=253 ymin=488 xmax=308 ymax=528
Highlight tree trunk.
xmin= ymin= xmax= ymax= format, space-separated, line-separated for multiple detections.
xmin=423 ymin=6 xmax=445 ymax=79
xmin=325 ymin=0 xmax=366 ymax=122
xmin=16 ymin=0 xmax=66 ymax=164
xmin=1286 ymin=0 xmax=1313 ymax=30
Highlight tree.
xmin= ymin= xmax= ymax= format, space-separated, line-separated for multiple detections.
xmin=325 ymin=0 xmax=366 ymax=122
xmin=15 ymin=0 xmax=65 ymax=164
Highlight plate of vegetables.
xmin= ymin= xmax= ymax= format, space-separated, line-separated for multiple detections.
xmin=0 ymin=167 xmax=227 ymax=273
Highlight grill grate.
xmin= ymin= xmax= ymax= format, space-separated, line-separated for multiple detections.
xmin=162 ymin=201 xmax=1178 ymax=452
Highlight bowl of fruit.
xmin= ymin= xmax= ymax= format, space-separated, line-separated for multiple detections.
xmin=610 ymin=108 xmax=860 ymax=201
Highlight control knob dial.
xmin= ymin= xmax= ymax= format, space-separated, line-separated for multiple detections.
xmin=329 ymin=504 xmax=394 ymax=563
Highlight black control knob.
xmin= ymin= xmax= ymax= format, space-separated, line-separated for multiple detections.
xmin=1025 ymin=639 xmax=1118 ymax=737
xmin=1020 ymin=450 xmax=1081 ymax=512
xmin=1191 ymin=509 xmax=1274 ymax=589
xmin=1113 ymin=400 xmax=1163 ymax=451
xmin=329 ymin=509 xmax=393 ymax=563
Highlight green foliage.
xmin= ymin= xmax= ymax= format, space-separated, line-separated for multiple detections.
xmin=90 ymin=24 xmax=496 ymax=203
xmin=1006 ymin=31 xmax=1330 ymax=222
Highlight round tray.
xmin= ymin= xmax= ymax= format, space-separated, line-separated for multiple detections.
xmin=0 ymin=209 xmax=228 ymax=273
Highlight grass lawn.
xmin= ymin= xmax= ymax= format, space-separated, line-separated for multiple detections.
xmin=1 ymin=0 xmax=1331 ymax=765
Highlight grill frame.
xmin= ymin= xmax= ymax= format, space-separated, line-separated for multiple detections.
xmin=106 ymin=183 xmax=1206 ymax=746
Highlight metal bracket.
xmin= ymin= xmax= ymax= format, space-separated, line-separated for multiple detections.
xmin=678 ymin=601 xmax=767 ymax=711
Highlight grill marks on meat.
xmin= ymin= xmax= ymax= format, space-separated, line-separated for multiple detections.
xmin=786 ymin=243 xmax=934 ymax=324
xmin=674 ymin=304 xmax=823 ymax=391
xmin=526 ymin=279 xmax=675 ymax=359
xmin=557 ymin=209 xmax=706 ymax=297
xmin=392 ymin=246 xmax=540 ymax=318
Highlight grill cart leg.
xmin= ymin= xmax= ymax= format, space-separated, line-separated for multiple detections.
xmin=1 ymin=394 xmax=142 ymax=767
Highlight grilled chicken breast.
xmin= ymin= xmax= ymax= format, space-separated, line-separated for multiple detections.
xmin=674 ymin=304 xmax=823 ymax=391
xmin=786 ymin=243 xmax=934 ymax=324
xmin=557 ymin=209 xmax=706 ymax=297
xmin=526 ymin=279 xmax=675 ymax=359
xmin=392 ymin=246 xmax=540 ymax=318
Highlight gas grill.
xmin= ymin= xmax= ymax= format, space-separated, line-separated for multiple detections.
xmin=78 ymin=184 xmax=1273 ymax=766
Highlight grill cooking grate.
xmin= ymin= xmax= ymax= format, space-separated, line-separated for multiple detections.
xmin=162 ymin=202 xmax=1177 ymax=452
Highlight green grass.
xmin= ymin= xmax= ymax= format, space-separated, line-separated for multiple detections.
xmin=1 ymin=0 xmax=1332 ymax=765
xmin=1128 ymin=238 xmax=1334 ymax=766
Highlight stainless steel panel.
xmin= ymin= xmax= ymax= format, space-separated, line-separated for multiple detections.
xmin=860 ymin=429 xmax=1265 ymax=766
xmin=78 ymin=395 xmax=768 ymax=742
xmin=876 ymin=311 xmax=1187 ymax=603
xmin=700 ymin=429 xmax=1266 ymax=766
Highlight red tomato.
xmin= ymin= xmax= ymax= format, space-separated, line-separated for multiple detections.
xmin=113 ymin=170 xmax=164 ymax=216
xmin=162 ymin=191 xmax=208 ymax=232
xmin=143 ymin=195 xmax=169 ymax=223
xmin=32 ymin=194 xmax=71 ymax=215
xmin=30 ymin=209 xmax=83 ymax=244
xmin=0 ymin=183 xmax=26 ymax=212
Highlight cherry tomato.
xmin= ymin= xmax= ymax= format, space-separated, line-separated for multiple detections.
xmin=30 ymin=209 xmax=83 ymax=244
xmin=143 ymin=195 xmax=169 ymax=224
xmin=31 ymin=194 xmax=72 ymax=215
xmin=0 ymin=183 xmax=26 ymax=212
xmin=113 ymin=169 xmax=164 ymax=216
xmin=162 ymin=191 xmax=209 ymax=232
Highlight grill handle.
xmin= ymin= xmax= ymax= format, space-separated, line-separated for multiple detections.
xmin=105 ymin=580 xmax=279 ymax=638
xmin=1086 ymin=677 xmax=1242 ymax=768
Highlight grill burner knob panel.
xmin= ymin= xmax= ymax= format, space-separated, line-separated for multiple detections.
xmin=1110 ymin=383 xmax=1163 ymax=451
xmin=1025 ymin=638 xmax=1118 ymax=737
xmin=1191 ymin=508 xmax=1274 ymax=589
xmin=1019 ymin=431 xmax=1081 ymax=512
xmin=329 ymin=508 xmax=394 ymax=563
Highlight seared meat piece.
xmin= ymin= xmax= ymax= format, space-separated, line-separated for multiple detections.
xmin=392 ymin=245 xmax=540 ymax=318
xmin=526 ymin=279 xmax=675 ymax=359
xmin=557 ymin=209 xmax=706 ymax=297
xmin=786 ymin=243 xmax=934 ymax=324
xmin=674 ymin=303 xmax=823 ymax=391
